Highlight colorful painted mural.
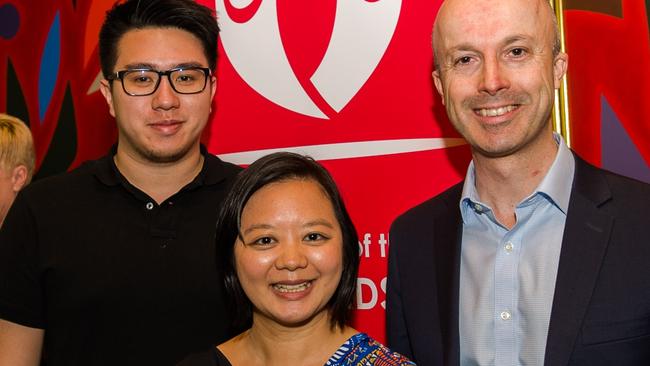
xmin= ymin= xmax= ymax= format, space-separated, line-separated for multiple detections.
xmin=563 ymin=0 xmax=650 ymax=182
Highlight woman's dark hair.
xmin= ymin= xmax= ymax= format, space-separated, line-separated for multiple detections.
xmin=216 ymin=152 xmax=360 ymax=331
xmin=99 ymin=0 xmax=220 ymax=77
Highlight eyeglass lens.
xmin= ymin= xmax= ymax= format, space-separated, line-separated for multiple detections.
xmin=122 ymin=69 xmax=207 ymax=95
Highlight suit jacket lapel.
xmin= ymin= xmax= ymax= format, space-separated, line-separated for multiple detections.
xmin=544 ymin=156 xmax=614 ymax=366
xmin=434 ymin=184 xmax=463 ymax=366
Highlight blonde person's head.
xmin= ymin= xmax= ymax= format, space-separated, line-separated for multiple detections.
xmin=0 ymin=113 xmax=35 ymax=183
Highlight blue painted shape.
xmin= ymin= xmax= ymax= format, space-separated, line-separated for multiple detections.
xmin=0 ymin=4 xmax=20 ymax=39
xmin=38 ymin=12 xmax=61 ymax=122
xmin=601 ymin=95 xmax=650 ymax=183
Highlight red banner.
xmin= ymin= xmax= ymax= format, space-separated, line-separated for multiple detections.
xmin=204 ymin=0 xmax=470 ymax=341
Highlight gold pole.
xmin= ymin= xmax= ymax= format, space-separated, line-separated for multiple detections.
xmin=551 ymin=0 xmax=571 ymax=147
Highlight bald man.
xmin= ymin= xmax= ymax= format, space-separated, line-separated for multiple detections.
xmin=386 ymin=0 xmax=650 ymax=365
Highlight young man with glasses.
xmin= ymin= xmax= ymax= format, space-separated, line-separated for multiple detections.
xmin=0 ymin=1 xmax=241 ymax=365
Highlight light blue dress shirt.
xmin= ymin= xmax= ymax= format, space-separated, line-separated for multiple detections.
xmin=459 ymin=134 xmax=575 ymax=366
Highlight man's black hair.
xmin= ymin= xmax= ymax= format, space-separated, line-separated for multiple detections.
xmin=99 ymin=0 xmax=220 ymax=76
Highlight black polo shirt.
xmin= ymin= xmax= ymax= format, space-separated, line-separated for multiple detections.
xmin=0 ymin=147 xmax=242 ymax=365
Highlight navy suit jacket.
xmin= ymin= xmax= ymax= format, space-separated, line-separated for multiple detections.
xmin=386 ymin=156 xmax=650 ymax=366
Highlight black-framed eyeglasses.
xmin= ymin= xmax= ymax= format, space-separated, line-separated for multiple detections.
xmin=106 ymin=67 xmax=211 ymax=96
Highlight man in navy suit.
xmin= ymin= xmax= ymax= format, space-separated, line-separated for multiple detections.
xmin=386 ymin=0 xmax=650 ymax=365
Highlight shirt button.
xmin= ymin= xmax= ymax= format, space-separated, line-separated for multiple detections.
xmin=500 ymin=311 xmax=511 ymax=320
xmin=504 ymin=242 xmax=514 ymax=253
xmin=145 ymin=202 xmax=154 ymax=210
xmin=474 ymin=203 xmax=483 ymax=213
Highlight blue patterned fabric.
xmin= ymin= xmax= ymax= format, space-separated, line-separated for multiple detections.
xmin=326 ymin=333 xmax=416 ymax=365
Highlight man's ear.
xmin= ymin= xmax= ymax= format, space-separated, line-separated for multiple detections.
xmin=553 ymin=52 xmax=568 ymax=89
xmin=433 ymin=70 xmax=446 ymax=105
xmin=99 ymin=79 xmax=116 ymax=117
xmin=210 ymin=75 xmax=217 ymax=99
xmin=209 ymin=75 xmax=217 ymax=113
xmin=10 ymin=165 xmax=28 ymax=193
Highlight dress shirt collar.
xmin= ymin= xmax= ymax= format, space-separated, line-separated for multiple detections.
xmin=460 ymin=133 xmax=575 ymax=222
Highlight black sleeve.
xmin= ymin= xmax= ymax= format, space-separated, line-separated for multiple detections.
xmin=0 ymin=192 xmax=45 ymax=328
xmin=386 ymin=218 xmax=414 ymax=359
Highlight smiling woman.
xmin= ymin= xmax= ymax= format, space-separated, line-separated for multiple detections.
xmin=176 ymin=152 xmax=415 ymax=366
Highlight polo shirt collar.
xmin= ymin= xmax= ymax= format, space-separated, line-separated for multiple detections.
xmin=93 ymin=144 xmax=229 ymax=188
xmin=92 ymin=145 xmax=120 ymax=187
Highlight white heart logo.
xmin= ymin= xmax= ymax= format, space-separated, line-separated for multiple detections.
xmin=215 ymin=0 xmax=402 ymax=119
